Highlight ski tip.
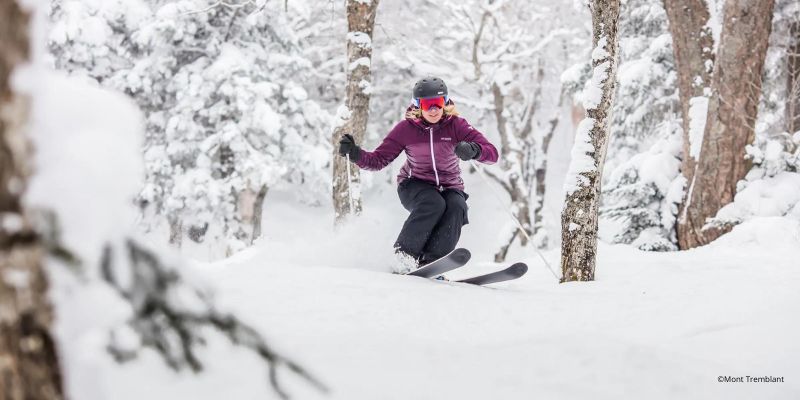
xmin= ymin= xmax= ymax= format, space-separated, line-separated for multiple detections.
xmin=453 ymin=248 xmax=471 ymax=263
xmin=508 ymin=262 xmax=528 ymax=276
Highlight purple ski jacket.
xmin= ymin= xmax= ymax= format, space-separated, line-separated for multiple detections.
xmin=356 ymin=110 xmax=499 ymax=191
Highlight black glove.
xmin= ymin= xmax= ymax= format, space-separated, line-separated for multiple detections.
xmin=454 ymin=141 xmax=481 ymax=161
xmin=338 ymin=134 xmax=361 ymax=162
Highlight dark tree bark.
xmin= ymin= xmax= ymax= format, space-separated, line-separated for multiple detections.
xmin=679 ymin=0 xmax=776 ymax=249
xmin=560 ymin=0 xmax=620 ymax=282
xmin=250 ymin=185 xmax=268 ymax=244
xmin=663 ymin=0 xmax=715 ymax=178
xmin=168 ymin=216 xmax=182 ymax=246
xmin=788 ymin=19 xmax=800 ymax=136
xmin=0 ymin=1 xmax=65 ymax=399
xmin=332 ymin=0 xmax=380 ymax=225
xmin=663 ymin=0 xmax=715 ymax=249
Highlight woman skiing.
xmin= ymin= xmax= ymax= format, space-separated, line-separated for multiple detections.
xmin=338 ymin=77 xmax=499 ymax=274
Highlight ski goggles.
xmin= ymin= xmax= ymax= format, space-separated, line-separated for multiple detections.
xmin=414 ymin=96 xmax=448 ymax=111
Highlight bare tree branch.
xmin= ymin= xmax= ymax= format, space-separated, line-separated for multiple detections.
xmin=101 ymin=238 xmax=328 ymax=400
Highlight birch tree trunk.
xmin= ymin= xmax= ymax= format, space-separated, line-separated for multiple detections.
xmin=168 ymin=217 xmax=182 ymax=246
xmin=332 ymin=0 xmax=379 ymax=225
xmin=679 ymin=0 xmax=776 ymax=249
xmin=0 ymin=1 xmax=65 ymax=398
xmin=788 ymin=19 xmax=800 ymax=136
xmin=532 ymin=94 xmax=562 ymax=250
xmin=491 ymin=82 xmax=533 ymax=262
xmin=560 ymin=0 xmax=620 ymax=282
xmin=662 ymin=0 xmax=715 ymax=248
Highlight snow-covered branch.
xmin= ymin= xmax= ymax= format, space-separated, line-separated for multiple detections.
xmin=101 ymin=238 xmax=328 ymax=400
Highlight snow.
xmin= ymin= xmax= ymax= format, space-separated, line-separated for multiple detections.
xmin=91 ymin=197 xmax=800 ymax=400
xmin=617 ymin=57 xmax=651 ymax=86
xmin=711 ymin=172 xmax=800 ymax=227
xmin=347 ymin=31 xmax=372 ymax=48
xmin=563 ymin=117 xmax=596 ymax=197
xmin=0 ymin=213 xmax=24 ymax=232
xmin=559 ymin=62 xmax=586 ymax=86
xmin=334 ymin=104 xmax=352 ymax=129
xmin=30 ymin=0 xmax=800 ymax=398
xmin=18 ymin=67 xmax=144 ymax=265
xmin=703 ymin=0 xmax=723 ymax=53
xmin=581 ymin=61 xmax=610 ymax=110
xmin=662 ymin=174 xmax=686 ymax=230
xmin=688 ymin=96 xmax=709 ymax=160
xmin=2 ymin=269 xmax=31 ymax=289
xmin=591 ymin=36 xmax=610 ymax=61
xmin=580 ymin=36 xmax=613 ymax=110
xmin=349 ymin=57 xmax=371 ymax=71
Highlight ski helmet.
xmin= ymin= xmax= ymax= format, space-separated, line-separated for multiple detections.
xmin=413 ymin=77 xmax=448 ymax=100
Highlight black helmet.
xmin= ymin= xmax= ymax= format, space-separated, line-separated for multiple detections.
xmin=413 ymin=77 xmax=448 ymax=99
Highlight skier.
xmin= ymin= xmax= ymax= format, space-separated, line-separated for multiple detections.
xmin=338 ymin=77 xmax=499 ymax=274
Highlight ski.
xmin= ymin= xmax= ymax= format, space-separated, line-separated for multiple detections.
xmin=455 ymin=262 xmax=528 ymax=286
xmin=406 ymin=248 xmax=471 ymax=278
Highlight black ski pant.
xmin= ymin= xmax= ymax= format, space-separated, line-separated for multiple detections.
xmin=394 ymin=178 xmax=469 ymax=264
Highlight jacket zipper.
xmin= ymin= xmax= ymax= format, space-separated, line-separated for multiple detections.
xmin=428 ymin=127 xmax=441 ymax=190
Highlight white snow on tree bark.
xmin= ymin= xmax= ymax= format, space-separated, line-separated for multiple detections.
xmin=347 ymin=31 xmax=372 ymax=48
xmin=0 ymin=213 xmax=24 ymax=232
xmin=358 ymin=79 xmax=373 ymax=94
xmin=591 ymin=36 xmax=610 ymax=61
xmin=703 ymin=0 xmax=723 ymax=53
xmin=688 ymin=96 xmax=709 ymax=160
xmin=580 ymin=37 xmax=611 ymax=110
xmin=349 ymin=57 xmax=371 ymax=71
xmin=334 ymin=105 xmax=352 ymax=129
xmin=581 ymin=62 xmax=610 ymax=110
xmin=563 ymin=118 xmax=596 ymax=197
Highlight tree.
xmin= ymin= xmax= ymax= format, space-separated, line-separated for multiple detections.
xmin=48 ymin=0 xmax=334 ymax=257
xmin=599 ymin=0 xmax=684 ymax=251
xmin=678 ymin=0 xmax=776 ymax=248
xmin=5 ymin=2 xmax=327 ymax=397
xmin=531 ymin=90 xmax=564 ymax=251
xmin=332 ymin=0 xmax=380 ymax=225
xmin=0 ymin=1 xmax=64 ymax=398
xmin=788 ymin=14 xmax=800 ymax=137
xmin=429 ymin=0 xmax=575 ymax=260
xmin=662 ymin=0 xmax=717 ymax=249
xmin=663 ymin=0 xmax=715 ymax=186
xmin=560 ymin=0 xmax=620 ymax=282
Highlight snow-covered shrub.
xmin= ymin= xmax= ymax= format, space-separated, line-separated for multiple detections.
xmin=600 ymin=129 xmax=684 ymax=251
xmin=577 ymin=0 xmax=682 ymax=250
xmin=607 ymin=0 xmax=679 ymax=171
xmin=708 ymin=136 xmax=800 ymax=227
xmin=707 ymin=0 xmax=800 ymax=230
xmin=48 ymin=0 xmax=335 ymax=255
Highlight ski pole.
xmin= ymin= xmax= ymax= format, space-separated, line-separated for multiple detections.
xmin=469 ymin=159 xmax=560 ymax=281
xmin=345 ymin=153 xmax=356 ymax=214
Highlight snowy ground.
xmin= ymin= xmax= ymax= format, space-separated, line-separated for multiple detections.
xmin=84 ymin=187 xmax=800 ymax=400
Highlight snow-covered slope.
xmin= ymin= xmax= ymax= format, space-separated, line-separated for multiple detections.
xmin=97 ymin=213 xmax=800 ymax=400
